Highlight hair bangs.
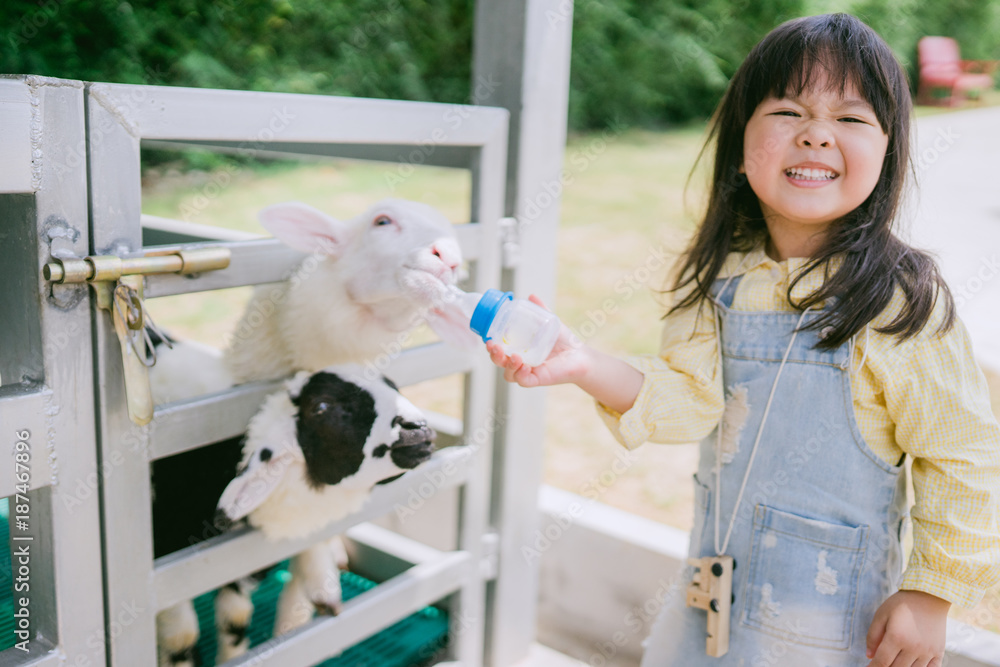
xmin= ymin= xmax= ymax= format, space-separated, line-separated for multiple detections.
xmin=745 ymin=14 xmax=902 ymax=138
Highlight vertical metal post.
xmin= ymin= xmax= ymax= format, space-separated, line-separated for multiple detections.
xmin=454 ymin=129 xmax=509 ymax=665
xmin=0 ymin=75 xmax=106 ymax=666
xmin=472 ymin=1 xmax=574 ymax=664
xmin=85 ymin=83 xmax=159 ymax=666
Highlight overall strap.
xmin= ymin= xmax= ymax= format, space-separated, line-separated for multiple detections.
xmin=710 ymin=274 xmax=743 ymax=310
xmin=710 ymin=251 xmax=754 ymax=311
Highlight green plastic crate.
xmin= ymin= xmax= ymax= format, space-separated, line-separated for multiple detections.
xmin=0 ymin=498 xmax=450 ymax=665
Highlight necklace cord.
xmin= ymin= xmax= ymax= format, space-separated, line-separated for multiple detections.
xmin=712 ymin=304 xmax=811 ymax=556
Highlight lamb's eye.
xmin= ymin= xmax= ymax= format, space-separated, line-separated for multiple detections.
xmin=312 ymin=401 xmax=330 ymax=415
xmin=374 ymin=215 xmax=393 ymax=227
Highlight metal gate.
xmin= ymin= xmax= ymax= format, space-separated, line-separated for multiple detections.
xmin=91 ymin=83 xmax=507 ymax=666
xmin=1 ymin=72 xmax=515 ymax=666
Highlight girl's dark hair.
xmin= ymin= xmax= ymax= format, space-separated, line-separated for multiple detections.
xmin=671 ymin=12 xmax=954 ymax=347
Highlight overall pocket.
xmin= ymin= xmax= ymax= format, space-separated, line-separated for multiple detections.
xmin=741 ymin=504 xmax=869 ymax=650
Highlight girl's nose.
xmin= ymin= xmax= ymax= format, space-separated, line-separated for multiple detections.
xmin=797 ymin=122 xmax=835 ymax=149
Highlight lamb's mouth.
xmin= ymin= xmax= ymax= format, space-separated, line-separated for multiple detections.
xmin=404 ymin=262 xmax=458 ymax=284
xmin=389 ymin=442 xmax=434 ymax=469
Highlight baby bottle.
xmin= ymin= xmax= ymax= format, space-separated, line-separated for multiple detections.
xmin=453 ymin=288 xmax=561 ymax=367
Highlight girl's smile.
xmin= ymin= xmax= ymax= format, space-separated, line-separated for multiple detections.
xmin=741 ymin=76 xmax=889 ymax=258
xmin=784 ymin=161 xmax=838 ymax=187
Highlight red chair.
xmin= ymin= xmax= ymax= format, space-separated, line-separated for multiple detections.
xmin=917 ymin=36 xmax=998 ymax=106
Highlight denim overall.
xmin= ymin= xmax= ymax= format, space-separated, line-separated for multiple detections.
xmin=640 ymin=276 xmax=908 ymax=666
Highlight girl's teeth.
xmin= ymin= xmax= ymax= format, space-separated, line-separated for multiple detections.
xmin=786 ymin=168 xmax=836 ymax=180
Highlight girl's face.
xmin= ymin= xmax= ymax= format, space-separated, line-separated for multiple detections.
xmin=741 ymin=77 xmax=889 ymax=252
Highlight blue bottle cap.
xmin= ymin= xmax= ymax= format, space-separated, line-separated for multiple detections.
xmin=469 ymin=289 xmax=513 ymax=342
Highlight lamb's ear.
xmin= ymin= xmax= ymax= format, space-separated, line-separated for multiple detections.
xmin=258 ymin=202 xmax=348 ymax=257
xmin=216 ymin=446 xmax=293 ymax=521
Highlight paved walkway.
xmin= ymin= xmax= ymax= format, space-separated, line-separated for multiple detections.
xmin=909 ymin=105 xmax=1000 ymax=373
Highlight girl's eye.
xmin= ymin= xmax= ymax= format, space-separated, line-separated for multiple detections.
xmin=374 ymin=215 xmax=393 ymax=226
xmin=839 ymin=117 xmax=866 ymax=124
xmin=772 ymin=111 xmax=800 ymax=117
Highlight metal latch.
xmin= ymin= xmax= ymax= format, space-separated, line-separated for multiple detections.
xmin=43 ymin=248 xmax=231 ymax=425
xmin=43 ymin=247 xmax=230 ymax=284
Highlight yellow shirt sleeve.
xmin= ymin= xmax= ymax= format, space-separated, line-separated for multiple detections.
xmin=596 ymin=297 xmax=724 ymax=450
xmin=865 ymin=295 xmax=1000 ymax=608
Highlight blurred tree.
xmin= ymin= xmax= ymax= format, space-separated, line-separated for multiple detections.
xmin=2 ymin=0 xmax=996 ymax=136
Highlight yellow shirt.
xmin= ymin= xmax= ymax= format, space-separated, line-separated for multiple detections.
xmin=599 ymin=247 xmax=1000 ymax=608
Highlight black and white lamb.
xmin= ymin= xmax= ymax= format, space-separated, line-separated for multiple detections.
xmin=154 ymin=365 xmax=434 ymax=666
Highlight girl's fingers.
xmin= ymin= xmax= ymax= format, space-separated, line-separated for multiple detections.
xmin=866 ymin=610 xmax=889 ymax=660
xmin=527 ymin=294 xmax=549 ymax=310
xmin=486 ymin=342 xmax=506 ymax=364
xmin=892 ymin=650 xmax=922 ymax=667
xmin=513 ymin=364 xmax=538 ymax=387
xmin=867 ymin=640 xmax=901 ymax=667
xmin=486 ymin=342 xmax=548 ymax=387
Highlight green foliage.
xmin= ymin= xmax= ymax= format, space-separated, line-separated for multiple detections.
xmin=567 ymin=0 xmax=807 ymax=128
xmin=2 ymin=0 xmax=997 ymax=136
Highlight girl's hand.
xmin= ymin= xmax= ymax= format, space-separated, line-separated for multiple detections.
xmin=486 ymin=296 xmax=590 ymax=388
xmin=865 ymin=590 xmax=950 ymax=667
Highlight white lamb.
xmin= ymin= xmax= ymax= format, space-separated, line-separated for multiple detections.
xmin=150 ymin=197 xmax=470 ymax=403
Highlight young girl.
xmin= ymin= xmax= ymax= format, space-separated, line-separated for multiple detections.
xmin=489 ymin=13 xmax=1000 ymax=667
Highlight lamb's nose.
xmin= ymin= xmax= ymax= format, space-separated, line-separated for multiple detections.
xmin=431 ymin=241 xmax=460 ymax=272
